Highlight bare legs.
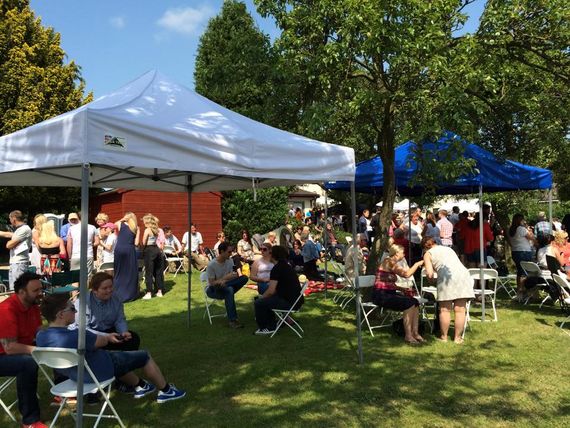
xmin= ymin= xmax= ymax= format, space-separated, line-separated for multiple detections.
xmin=438 ymin=299 xmax=467 ymax=343
xmin=119 ymin=355 xmax=167 ymax=390
xmin=403 ymin=305 xmax=424 ymax=343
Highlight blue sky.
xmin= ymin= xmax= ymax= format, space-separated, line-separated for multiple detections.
xmin=29 ymin=0 xmax=486 ymax=97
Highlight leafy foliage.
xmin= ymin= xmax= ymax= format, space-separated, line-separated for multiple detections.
xmin=222 ymin=187 xmax=290 ymax=243
xmin=194 ymin=0 xmax=274 ymax=123
xmin=0 ymin=0 xmax=91 ymax=217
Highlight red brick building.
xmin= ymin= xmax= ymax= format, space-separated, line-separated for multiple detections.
xmin=90 ymin=189 xmax=222 ymax=247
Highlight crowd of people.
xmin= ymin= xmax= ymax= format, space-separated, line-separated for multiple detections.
xmin=351 ymin=203 xmax=570 ymax=345
xmin=1 ymin=205 xmax=570 ymax=425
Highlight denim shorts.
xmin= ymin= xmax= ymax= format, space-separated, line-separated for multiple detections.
xmin=109 ymin=350 xmax=149 ymax=378
xmin=511 ymin=251 xmax=533 ymax=276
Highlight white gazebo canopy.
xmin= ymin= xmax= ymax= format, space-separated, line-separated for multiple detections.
xmin=0 ymin=70 xmax=354 ymax=190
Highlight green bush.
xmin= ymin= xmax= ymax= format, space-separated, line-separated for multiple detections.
xmin=222 ymin=187 xmax=291 ymax=243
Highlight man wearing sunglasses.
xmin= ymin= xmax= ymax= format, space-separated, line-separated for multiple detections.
xmin=0 ymin=272 xmax=46 ymax=428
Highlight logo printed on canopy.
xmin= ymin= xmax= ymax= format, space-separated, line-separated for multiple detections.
xmin=104 ymin=135 xmax=127 ymax=151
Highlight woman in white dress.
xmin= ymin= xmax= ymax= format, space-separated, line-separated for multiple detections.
xmin=422 ymin=236 xmax=474 ymax=344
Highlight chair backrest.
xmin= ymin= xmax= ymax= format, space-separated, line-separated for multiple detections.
xmin=200 ymin=270 xmax=208 ymax=284
xmin=0 ymin=270 xmax=9 ymax=285
xmin=468 ymin=268 xmax=498 ymax=281
xmin=487 ymin=255 xmax=498 ymax=268
xmin=357 ymin=275 xmax=376 ymax=289
xmin=32 ymin=347 xmax=79 ymax=369
xmin=204 ymin=247 xmax=216 ymax=260
xmin=99 ymin=262 xmax=114 ymax=271
xmin=545 ymin=255 xmax=563 ymax=275
xmin=163 ymin=245 xmax=176 ymax=254
xmin=292 ymin=281 xmax=310 ymax=308
xmin=552 ymin=274 xmax=570 ymax=295
xmin=51 ymin=270 xmax=80 ymax=287
xmin=468 ymin=268 xmax=499 ymax=291
xmin=520 ymin=261 xmax=542 ymax=277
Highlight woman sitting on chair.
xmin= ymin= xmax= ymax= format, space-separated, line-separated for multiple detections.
xmin=373 ymin=244 xmax=425 ymax=345
xmin=253 ymin=245 xmax=304 ymax=335
xmin=249 ymin=243 xmax=274 ymax=294
xmin=74 ymin=272 xmax=140 ymax=352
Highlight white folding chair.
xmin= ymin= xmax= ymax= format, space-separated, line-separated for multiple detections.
xmin=487 ymin=255 xmax=517 ymax=299
xmin=200 ymin=271 xmax=226 ymax=324
xmin=357 ymin=275 xmax=390 ymax=337
xmin=520 ymin=261 xmax=551 ymax=305
xmin=32 ymin=347 xmax=125 ymax=428
xmin=163 ymin=245 xmax=186 ymax=277
xmin=270 ymin=281 xmax=310 ymax=338
xmin=0 ymin=376 xmax=17 ymax=423
xmin=98 ymin=262 xmax=114 ymax=272
xmin=468 ymin=268 xmax=499 ymax=322
xmin=552 ymin=274 xmax=570 ymax=331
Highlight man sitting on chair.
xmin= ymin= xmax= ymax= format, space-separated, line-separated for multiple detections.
xmin=36 ymin=294 xmax=186 ymax=404
xmin=0 ymin=272 xmax=46 ymax=428
xmin=206 ymin=242 xmax=248 ymax=329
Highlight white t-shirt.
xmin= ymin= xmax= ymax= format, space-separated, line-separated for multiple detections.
xmin=102 ymin=233 xmax=116 ymax=263
xmin=9 ymin=224 xmax=32 ymax=264
xmin=182 ymin=231 xmax=203 ymax=252
xmin=68 ymin=223 xmax=97 ymax=259
xmin=536 ymin=245 xmax=556 ymax=269
xmin=510 ymin=226 xmax=533 ymax=252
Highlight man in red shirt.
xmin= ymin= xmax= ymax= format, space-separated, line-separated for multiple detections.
xmin=0 ymin=272 xmax=46 ymax=428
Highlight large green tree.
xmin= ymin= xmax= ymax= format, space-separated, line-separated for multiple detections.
xmin=195 ymin=0 xmax=292 ymax=237
xmin=0 ymin=0 xmax=90 ymax=219
xmin=194 ymin=0 xmax=274 ymax=122
xmin=256 ymin=0 xmax=479 ymax=262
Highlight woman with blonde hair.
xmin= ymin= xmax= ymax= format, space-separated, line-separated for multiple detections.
xmin=30 ymin=213 xmax=47 ymax=270
xmin=113 ymin=212 xmax=140 ymax=302
xmin=141 ymin=214 xmax=165 ymax=300
xmin=38 ymin=220 xmax=66 ymax=277
xmin=373 ymin=244 xmax=425 ymax=345
xmin=250 ymin=243 xmax=274 ymax=294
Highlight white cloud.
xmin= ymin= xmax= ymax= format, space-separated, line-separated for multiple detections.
xmin=156 ymin=5 xmax=214 ymax=36
xmin=109 ymin=16 xmax=126 ymax=29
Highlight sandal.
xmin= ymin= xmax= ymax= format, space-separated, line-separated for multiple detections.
xmin=404 ymin=339 xmax=421 ymax=346
xmin=454 ymin=338 xmax=464 ymax=344
xmin=435 ymin=337 xmax=448 ymax=343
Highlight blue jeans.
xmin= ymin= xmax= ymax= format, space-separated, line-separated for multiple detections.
xmin=257 ymin=281 xmax=269 ymax=295
xmin=0 ymin=354 xmax=40 ymax=424
xmin=206 ymin=276 xmax=248 ymax=321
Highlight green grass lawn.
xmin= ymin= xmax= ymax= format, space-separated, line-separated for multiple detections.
xmin=3 ymin=272 xmax=570 ymax=427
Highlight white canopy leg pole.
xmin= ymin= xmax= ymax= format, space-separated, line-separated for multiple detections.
xmin=549 ymin=188 xmax=553 ymax=229
xmin=324 ymin=191 xmax=328 ymax=300
xmin=187 ymin=175 xmax=193 ymax=327
xmin=76 ymin=163 xmax=90 ymax=428
xmin=479 ymin=185 xmax=485 ymax=321
xmin=351 ymin=181 xmax=363 ymax=364
xmin=408 ymin=199 xmax=412 ymax=262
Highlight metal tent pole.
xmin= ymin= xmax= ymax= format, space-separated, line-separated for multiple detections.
xmin=479 ymin=185 xmax=486 ymax=321
xmin=548 ymin=188 xmax=553 ymax=229
xmin=187 ymin=175 xmax=193 ymax=327
xmin=351 ymin=181 xmax=363 ymax=364
xmin=75 ymin=163 xmax=90 ymax=428
xmin=324 ymin=191 xmax=328 ymax=300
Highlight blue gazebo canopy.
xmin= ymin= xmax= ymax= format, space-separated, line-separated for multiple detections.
xmin=326 ymin=131 xmax=553 ymax=195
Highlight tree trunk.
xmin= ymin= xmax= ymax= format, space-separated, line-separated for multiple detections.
xmin=367 ymin=102 xmax=396 ymax=273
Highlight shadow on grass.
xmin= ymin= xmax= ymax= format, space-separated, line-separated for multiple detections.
xmin=22 ymin=277 xmax=570 ymax=428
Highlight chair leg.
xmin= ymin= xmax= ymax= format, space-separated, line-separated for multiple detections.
xmin=539 ymin=295 xmax=551 ymax=309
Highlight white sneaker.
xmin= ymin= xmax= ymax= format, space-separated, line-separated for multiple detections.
xmin=254 ymin=328 xmax=275 ymax=335
xmin=156 ymin=290 xmax=163 ymax=298
xmin=142 ymin=292 xmax=152 ymax=300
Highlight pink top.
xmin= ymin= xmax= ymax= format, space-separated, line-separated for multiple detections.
xmin=374 ymin=269 xmax=398 ymax=291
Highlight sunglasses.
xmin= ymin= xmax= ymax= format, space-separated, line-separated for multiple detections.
xmin=61 ymin=306 xmax=77 ymax=314
xmin=261 ymin=248 xmax=269 ymax=252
